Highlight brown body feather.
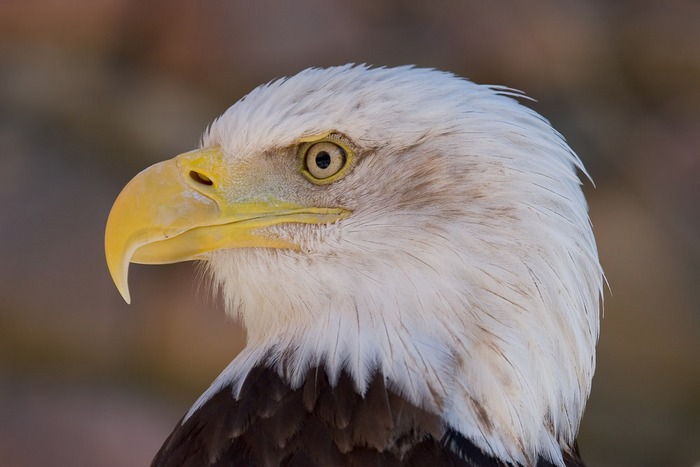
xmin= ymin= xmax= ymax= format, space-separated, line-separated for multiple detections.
xmin=152 ymin=365 xmax=584 ymax=467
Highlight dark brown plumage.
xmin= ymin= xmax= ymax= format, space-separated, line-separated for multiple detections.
xmin=152 ymin=364 xmax=584 ymax=467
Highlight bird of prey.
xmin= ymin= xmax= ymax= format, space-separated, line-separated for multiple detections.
xmin=105 ymin=65 xmax=602 ymax=466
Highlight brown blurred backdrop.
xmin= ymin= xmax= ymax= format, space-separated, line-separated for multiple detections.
xmin=1 ymin=1 xmax=699 ymax=466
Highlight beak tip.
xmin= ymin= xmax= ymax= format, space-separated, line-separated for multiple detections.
xmin=114 ymin=267 xmax=132 ymax=304
xmin=110 ymin=271 xmax=132 ymax=304
xmin=105 ymin=248 xmax=133 ymax=305
xmin=119 ymin=287 xmax=132 ymax=305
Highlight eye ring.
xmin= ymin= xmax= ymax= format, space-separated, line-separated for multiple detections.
xmin=299 ymin=136 xmax=353 ymax=184
xmin=305 ymin=142 xmax=345 ymax=179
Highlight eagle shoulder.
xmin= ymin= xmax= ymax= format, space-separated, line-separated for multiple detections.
xmin=151 ymin=365 xmax=584 ymax=467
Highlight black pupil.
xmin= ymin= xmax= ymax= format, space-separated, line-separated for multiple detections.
xmin=315 ymin=151 xmax=331 ymax=169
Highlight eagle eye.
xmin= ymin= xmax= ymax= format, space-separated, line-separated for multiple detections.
xmin=299 ymin=136 xmax=353 ymax=184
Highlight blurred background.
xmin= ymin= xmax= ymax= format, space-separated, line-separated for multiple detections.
xmin=0 ymin=1 xmax=698 ymax=465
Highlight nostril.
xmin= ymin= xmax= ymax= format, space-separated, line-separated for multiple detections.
xmin=189 ymin=170 xmax=213 ymax=186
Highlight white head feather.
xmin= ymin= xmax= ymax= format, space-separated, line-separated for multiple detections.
xmin=190 ymin=65 xmax=602 ymax=466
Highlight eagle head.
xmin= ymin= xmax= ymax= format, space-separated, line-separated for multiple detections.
xmin=105 ymin=65 xmax=602 ymax=466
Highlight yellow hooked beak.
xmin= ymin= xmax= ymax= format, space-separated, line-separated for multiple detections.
xmin=105 ymin=147 xmax=350 ymax=303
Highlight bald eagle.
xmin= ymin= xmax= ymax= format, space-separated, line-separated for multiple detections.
xmin=105 ymin=65 xmax=602 ymax=467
